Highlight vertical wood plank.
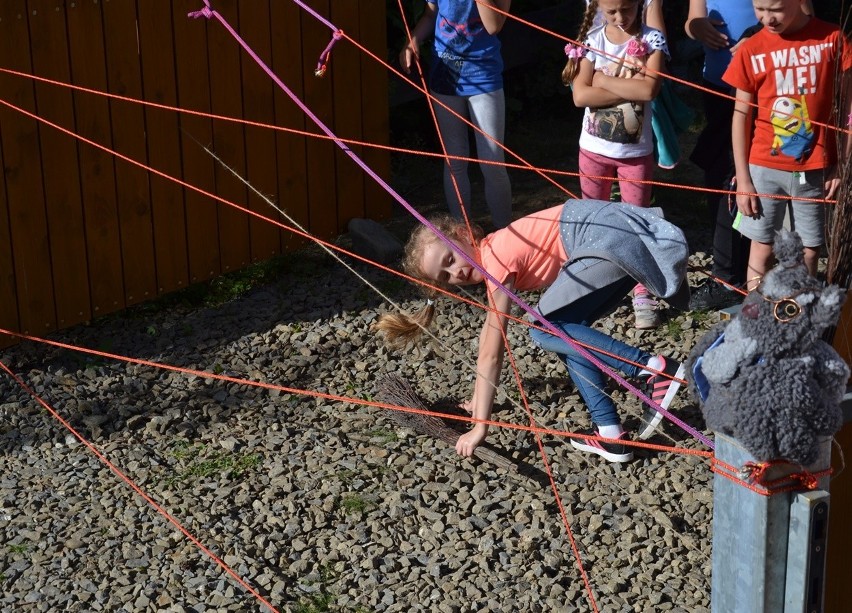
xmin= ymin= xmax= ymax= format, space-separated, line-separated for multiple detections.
xmin=65 ymin=0 xmax=125 ymax=319
xmin=0 ymin=0 xmax=395 ymax=346
xmin=330 ymin=2 xmax=368 ymax=227
xmin=269 ymin=0 xmax=309 ymax=252
xmin=172 ymin=0 xmax=220 ymax=285
xmin=827 ymin=422 xmax=852 ymax=613
xmin=359 ymin=0 xmax=393 ymax=221
xmin=206 ymin=0 xmax=251 ymax=274
xmin=137 ymin=1 xmax=190 ymax=296
xmin=0 ymin=2 xmax=56 ymax=335
xmin=300 ymin=0 xmax=338 ymax=240
xmin=0 ymin=137 xmax=20 ymax=348
xmin=238 ymin=0 xmax=282 ymax=262
xmin=825 ymin=291 xmax=852 ymax=613
xmin=29 ymin=0 xmax=91 ymax=329
xmin=102 ymin=0 xmax=157 ymax=306
xmin=330 ymin=2 xmax=365 ymax=227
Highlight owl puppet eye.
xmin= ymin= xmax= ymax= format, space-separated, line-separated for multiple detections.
xmin=774 ymin=299 xmax=802 ymax=322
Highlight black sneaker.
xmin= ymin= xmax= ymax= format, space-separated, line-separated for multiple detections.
xmin=638 ymin=356 xmax=686 ymax=440
xmin=688 ymin=282 xmax=742 ymax=311
xmin=570 ymin=429 xmax=634 ymax=462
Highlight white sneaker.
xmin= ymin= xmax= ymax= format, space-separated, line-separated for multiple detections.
xmin=633 ymin=294 xmax=661 ymax=329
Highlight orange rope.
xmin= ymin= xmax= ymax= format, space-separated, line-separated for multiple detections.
xmin=0 ymin=93 xmax=686 ymax=392
xmin=0 ymin=66 xmax=838 ymax=205
xmin=475 ymin=0 xmax=852 ymax=142
xmin=0 ymin=327 xmax=700 ymax=453
xmin=0 ymin=358 xmax=280 ymax=613
xmin=3 ymin=5 xmax=842 ymax=608
xmin=711 ymin=457 xmax=832 ymax=496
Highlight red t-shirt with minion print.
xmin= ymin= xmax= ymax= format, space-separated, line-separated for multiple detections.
xmin=723 ymin=18 xmax=852 ymax=171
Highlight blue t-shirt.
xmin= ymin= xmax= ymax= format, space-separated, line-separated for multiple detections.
xmin=703 ymin=1 xmax=758 ymax=86
xmin=427 ymin=0 xmax=504 ymax=96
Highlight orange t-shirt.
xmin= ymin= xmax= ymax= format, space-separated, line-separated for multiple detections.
xmin=723 ymin=18 xmax=852 ymax=170
xmin=479 ymin=205 xmax=568 ymax=292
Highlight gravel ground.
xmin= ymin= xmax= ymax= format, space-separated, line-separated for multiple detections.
xmin=0 ymin=223 xmax=723 ymax=612
xmin=0 ymin=73 xmax=726 ymax=611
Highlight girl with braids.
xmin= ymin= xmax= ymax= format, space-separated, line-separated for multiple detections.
xmin=563 ymin=0 xmax=670 ymax=330
xmin=377 ymin=199 xmax=690 ymax=463
xmin=590 ymin=0 xmax=664 ymax=33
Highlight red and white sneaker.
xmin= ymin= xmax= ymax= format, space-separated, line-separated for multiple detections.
xmin=570 ymin=429 xmax=634 ymax=462
xmin=638 ymin=355 xmax=686 ymax=440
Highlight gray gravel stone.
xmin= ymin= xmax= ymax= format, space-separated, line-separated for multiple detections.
xmin=0 ymin=236 xmax=723 ymax=611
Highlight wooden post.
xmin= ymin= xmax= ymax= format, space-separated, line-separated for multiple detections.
xmin=711 ymin=433 xmax=832 ymax=613
xmin=824 ymin=290 xmax=852 ymax=613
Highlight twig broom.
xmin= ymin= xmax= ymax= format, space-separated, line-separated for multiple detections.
xmin=374 ymin=374 xmax=518 ymax=472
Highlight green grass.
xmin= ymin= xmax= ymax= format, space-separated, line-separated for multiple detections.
xmin=689 ymin=309 xmax=713 ymax=326
xmin=664 ymin=319 xmax=684 ymax=342
xmin=164 ymin=441 xmax=261 ymax=487
xmin=294 ymin=592 xmax=336 ymax=613
xmin=338 ymin=494 xmax=375 ymax=515
xmin=7 ymin=543 xmax=28 ymax=554
xmin=293 ymin=564 xmax=343 ymax=613
xmin=364 ymin=427 xmax=398 ymax=443
xmin=121 ymin=250 xmax=329 ymax=319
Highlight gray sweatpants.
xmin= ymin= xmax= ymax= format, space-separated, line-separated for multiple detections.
xmin=431 ymin=89 xmax=512 ymax=229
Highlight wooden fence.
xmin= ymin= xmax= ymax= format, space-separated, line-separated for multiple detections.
xmin=0 ymin=0 xmax=391 ymax=348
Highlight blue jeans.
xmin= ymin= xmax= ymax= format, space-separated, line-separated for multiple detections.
xmin=529 ymin=277 xmax=650 ymax=427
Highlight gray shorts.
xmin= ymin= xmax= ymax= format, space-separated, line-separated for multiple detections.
xmin=733 ymin=164 xmax=825 ymax=247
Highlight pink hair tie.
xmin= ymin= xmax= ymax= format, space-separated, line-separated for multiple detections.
xmin=564 ymin=43 xmax=587 ymax=59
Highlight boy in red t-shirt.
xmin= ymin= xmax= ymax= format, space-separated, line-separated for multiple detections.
xmin=723 ymin=0 xmax=852 ymax=287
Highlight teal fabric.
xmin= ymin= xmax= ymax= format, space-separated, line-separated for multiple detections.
xmin=651 ymin=80 xmax=694 ymax=169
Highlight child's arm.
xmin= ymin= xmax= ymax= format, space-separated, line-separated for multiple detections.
xmin=572 ymin=59 xmax=628 ymax=108
xmin=826 ymin=68 xmax=852 ymax=200
xmin=455 ymin=278 xmax=514 ymax=457
xmin=478 ymin=0 xmax=512 ymax=35
xmin=571 ymin=59 xmax=627 ymax=109
xmin=645 ymin=0 xmax=665 ymax=35
xmin=399 ymin=3 xmax=438 ymax=74
xmin=685 ymin=0 xmax=729 ymax=50
xmin=731 ymin=88 xmax=759 ymax=217
xmin=591 ymin=50 xmax=665 ymax=103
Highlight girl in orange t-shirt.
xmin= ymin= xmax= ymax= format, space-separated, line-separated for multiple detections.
xmin=377 ymin=199 xmax=689 ymax=463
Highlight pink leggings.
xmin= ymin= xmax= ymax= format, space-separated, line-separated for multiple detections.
xmin=578 ymin=148 xmax=654 ymax=206
xmin=580 ymin=148 xmax=654 ymax=297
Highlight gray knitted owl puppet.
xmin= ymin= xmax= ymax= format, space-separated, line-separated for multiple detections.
xmin=687 ymin=230 xmax=850 ymax=466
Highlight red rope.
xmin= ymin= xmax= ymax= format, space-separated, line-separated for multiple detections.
xmin=0 ymin=326 xmax=704 ymax=457
xmin=0 ymin=66 xmax=838 ymax=206
xmin=0 ymin=358 xmax=281 ymax=613
xmin=711 ymin=457 xmax=832 ymax=496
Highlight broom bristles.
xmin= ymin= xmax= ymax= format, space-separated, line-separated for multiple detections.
xmin=374 ymin=374 xmax=518 ymax=472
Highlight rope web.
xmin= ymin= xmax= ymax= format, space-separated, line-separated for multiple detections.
xmin=0 ymin=0 xmax=849 ymax=610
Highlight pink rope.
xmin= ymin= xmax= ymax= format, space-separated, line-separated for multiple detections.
xmin=187 ymin=2 xmax=714 ymax=450
xmin=315 ymin=30 xmax=344 ymax=77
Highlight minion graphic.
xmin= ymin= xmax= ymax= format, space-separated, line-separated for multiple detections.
xmin=769 ymin=89 xmax=813 ymax=162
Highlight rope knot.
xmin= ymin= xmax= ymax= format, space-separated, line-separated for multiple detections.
xmin=315 ymin=29 xmax=345 ymax=77
xmin=738 ymin=461 xmax=770 ymax=483
xmin=188 ymin=6 xmax=214 ymax=20
xmin=790 ymin=472 xmax=819 ymax=490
